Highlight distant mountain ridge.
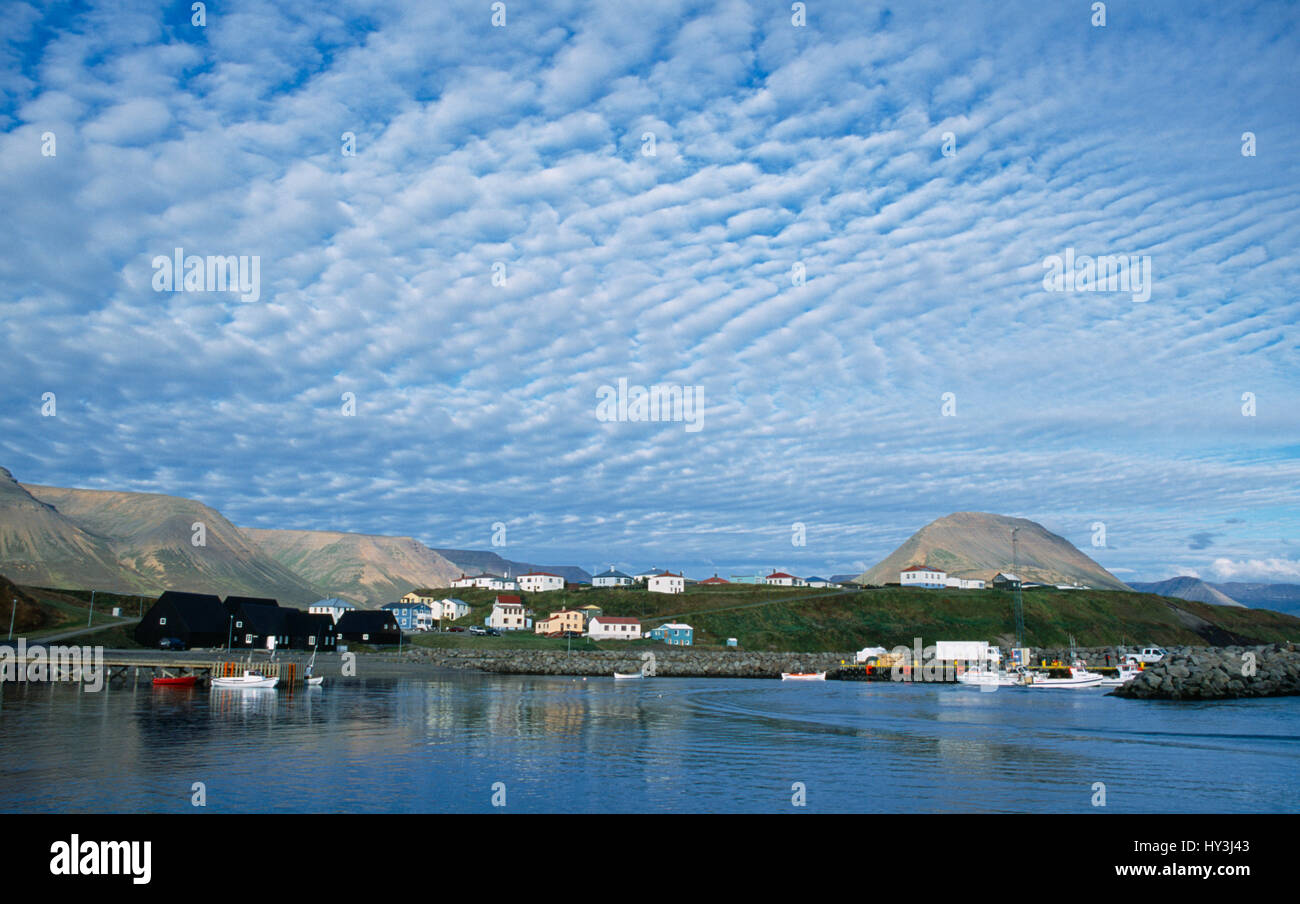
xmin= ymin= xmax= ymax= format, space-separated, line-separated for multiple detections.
xmin=1126 ymin=576 xmax=1243 ymax=608
xmin=0 ymin=466 xmax=590 ymax=607
xmin=1129 ymin=577 xmax=1300 ymax=615
xmin=855 ymin=511 xmax=1130 ymax=591
xmin=432 ymin=549 xmax=591 ymax=585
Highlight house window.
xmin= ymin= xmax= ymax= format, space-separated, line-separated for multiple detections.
xmin=363 ymin=633 xmax=370 ymax=641
xmin=159 ymin=617 xmax=167 ymax=625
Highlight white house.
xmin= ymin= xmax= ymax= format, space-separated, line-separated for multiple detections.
xmin=944 ymin=576 xmax=986 ymax=590
xmin=588 ymin=616 xmax=642 ymax=640
xmin=592 ymin=567 xmax=634 ymax=588
xmin=437 ymin=598 xmax=470 ymax=621
xmin=308 ymin=598 xmax=356 ymax=623
xmin=764 ymin=571 xmax=800 ymax=586
xmin=518 ymin=572 xmax=565 ymax=593
xmin=900 ymin=565 xmax=947 ymax=588
xmin=633 ymin=568 xmax=663 ymax=584
xmin=803 ymin=576 xmax=836 ymax=588
xmin=453 ymin=573 xmax=520 ymax=591
xmin=647 ymin=571 xmax=685 ymax=594
xmin=487 ymin=595 xmax=533 ymax=631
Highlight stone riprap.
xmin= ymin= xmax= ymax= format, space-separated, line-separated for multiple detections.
xmin=1111 ymin=643 xmax=1300 ymax=700
xmin=394 ymin=647 xmax=854 ymax=678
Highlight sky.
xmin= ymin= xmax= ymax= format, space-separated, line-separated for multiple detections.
xmin=1 ymin=0 xmax=1298 ymax=583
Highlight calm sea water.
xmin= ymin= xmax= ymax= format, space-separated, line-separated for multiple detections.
xmin=1 ymin=673 xmax=1296 ymax=813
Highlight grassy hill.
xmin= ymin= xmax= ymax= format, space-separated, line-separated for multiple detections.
xmin=405 ymin=584 xmax=1300 ymax=652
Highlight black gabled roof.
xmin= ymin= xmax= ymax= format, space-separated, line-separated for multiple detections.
xmin=223 ymin=595 xmax=279 ymax=614
xmin=234 ymin=602 xmax=291 ymax=635
xmin=287 ymin=610 xmax=335 ymax=635
xmin=336 ymin=610 xmax=400 ymax=632
xmin=154 ymin=591 xmax=228 ymax=634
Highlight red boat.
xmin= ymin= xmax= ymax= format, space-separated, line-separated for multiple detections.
xmin=152 ymin=675 xmax=199 ymax=687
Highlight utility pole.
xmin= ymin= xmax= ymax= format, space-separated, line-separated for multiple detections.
xmin=87 ymin=589 xmax=96 ymax=627
xmin=7 ymin=598 xmax=15 ymax=641
xmin=1012 ymin=528 xmax=1026 ymax=660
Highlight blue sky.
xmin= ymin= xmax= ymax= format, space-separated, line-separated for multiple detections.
xmin=1 ymin=0 xmax=1298 ymax=583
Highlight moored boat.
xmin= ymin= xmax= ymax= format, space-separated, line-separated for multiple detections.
xmin=152 ymin=675 xmax=198 ymax=687
xmin=1024 ymin=662 xmax=1104 ymax=689
xmin=613 ymin=671 xmax=643 ymax=680
xmin=781 ymin=672 xmax=827 ymax=681
xmin=211 ymin=671 xmax=278 ymax=689
xmin=957 ymin=666 xmax=1029 ymax=687
xmin=1098 ymin=665 xmax=1142 ymax=687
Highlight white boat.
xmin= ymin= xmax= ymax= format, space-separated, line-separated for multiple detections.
xmin=211 ymin=670 xmax=278 ymax=689
xmin=1023 ymin=662 xmax=1104 ymax=689
xmin=958 ymin=666 xmax=1029 ymax=687
xmin=781 ymin=672 xmax=827 ymax=681
xmin=304 ymin=644 xmax=324 ymax=686
xmin=613 ymin=672 xmax=643 ymax=680
xmin=1098 ymin=665 xmax=1142 ymax=687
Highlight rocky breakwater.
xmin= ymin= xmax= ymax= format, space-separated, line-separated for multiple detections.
xmin=1112 ymin=643 xmax=1300 ymax=700
xmin=405 ymin=647 xmax=853 ymax=678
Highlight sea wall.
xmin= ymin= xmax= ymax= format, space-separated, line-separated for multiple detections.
xmin=401 ymin=647 xmax=853 ymax=678
xmin=1111 ymin=643 xmax=1300 ymax=700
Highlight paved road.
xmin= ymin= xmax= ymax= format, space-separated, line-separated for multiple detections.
xmin=0 ymin=617 xmax=138 ymax=646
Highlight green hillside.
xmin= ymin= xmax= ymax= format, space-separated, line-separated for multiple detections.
xmin=405 ymin=584 xmax=1300 ymax=652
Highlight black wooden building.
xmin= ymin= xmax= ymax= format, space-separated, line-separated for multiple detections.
xmin=336 ymin=610 xmax=402 ymax=645
xmin=134 ymin=591 xmax=230 ymax=649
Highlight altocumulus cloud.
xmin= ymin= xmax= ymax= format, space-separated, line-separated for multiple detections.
xmin=1 ymin=0 xmax=1298 ymax=580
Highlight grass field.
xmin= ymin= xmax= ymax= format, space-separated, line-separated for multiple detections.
xmin=13 ymin=581 xmax=1299 ymax=653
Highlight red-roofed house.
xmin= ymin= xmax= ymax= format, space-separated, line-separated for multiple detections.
xmin=489 ymin=595 xmax=533 ymax=630
xmin=699 ymin=574 xmax=730 ymax=585
xmin=764 ymin=571 xmax=802 ymax=587
xmin=588 ymin=616 xmax=642 ymax=640
xmin=647 ymin=571 xmax=685 ymax=594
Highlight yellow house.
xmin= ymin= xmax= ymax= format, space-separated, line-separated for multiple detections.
xmin=534 ymin=609 xmax=585 ymax=635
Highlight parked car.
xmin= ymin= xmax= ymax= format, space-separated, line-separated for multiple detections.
xmin=1126 ymin=647 xmax=1167 ymax=664
xmin=485 ymin=628 xmax=502 ymax=636
xmin=158 ymin=637 xmax=187 ymax=651
xmin=468 ymin=627 xmax=487 ymax=635
xmin=446 ymin=626 xmax=466 ymax=633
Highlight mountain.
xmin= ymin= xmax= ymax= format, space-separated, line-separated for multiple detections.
xmin=431 ymin=548 xmax=592 ymax=585
xmin=1212 ymin=582 xmax=1300 ymax=615
xmin=855 ymin=511 xmax=1130 ymax=591
xmin=241 ymin=528 xmax=464 ymax=607
xmin=0 ymin=467 xmax=146 ymax=592
xmin=19 ymin=482 xmax=322 ymax=604
xmin=1127 ymin=576 xmax=1244 ymax=608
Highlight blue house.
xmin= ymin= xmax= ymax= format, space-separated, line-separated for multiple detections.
xmin=381 ymin=601 xmax=433 ymax=632
xmin=648 ymin=622 xmax=694 ymax=646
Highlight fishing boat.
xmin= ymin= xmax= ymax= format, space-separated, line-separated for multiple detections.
xmin=211 ymin=670 xmax=278 ymax=689
xmin=957 ymin=665 xmax=1029 ymax=688
xmin=613 ymin=671 xmax=643 ymax=680
xmin=1098 ymin=664 xmax=1142 ymax=687
xmin=781 ymin=672 xmax=827 ymax=681
xmin=1023 ymin=662 xmax=1104 ymax=689
xmin=152 ymin=675 xmax=198 ymax=688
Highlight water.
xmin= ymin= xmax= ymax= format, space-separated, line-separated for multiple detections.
xmin=1 ymin=674 xmax=1296 ymax=812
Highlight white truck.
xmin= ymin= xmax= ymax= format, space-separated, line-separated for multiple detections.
xmin=1125 ymin=646 xmax=1167 ymax=664
xmin=935 ymin=641 xmax=1002 ymax=668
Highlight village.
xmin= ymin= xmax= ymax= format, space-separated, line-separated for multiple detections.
xmin=131 ymin=564 xmax=1078 ymax=654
